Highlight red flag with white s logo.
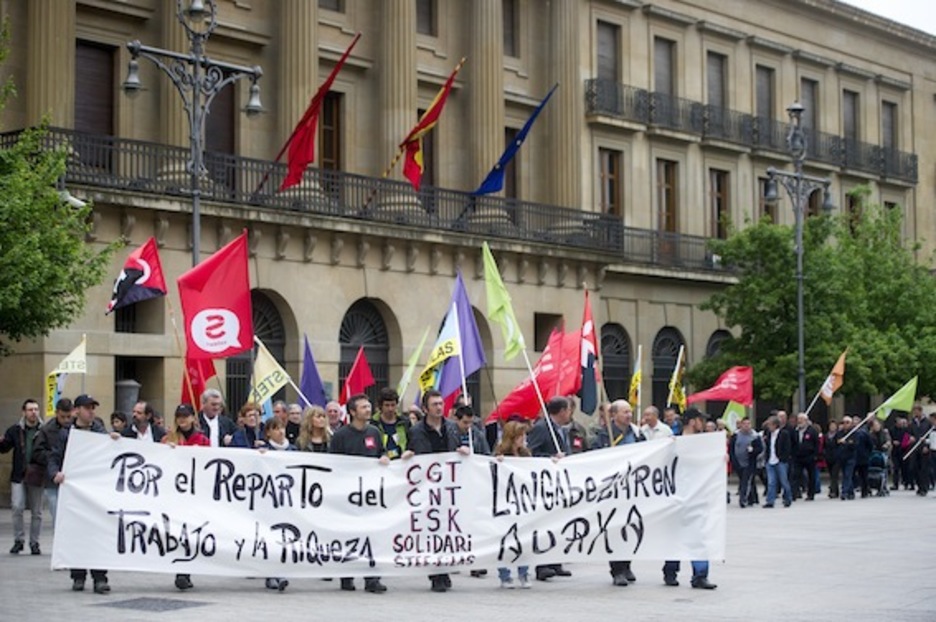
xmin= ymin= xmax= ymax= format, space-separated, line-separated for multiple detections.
xmin=178 ymin=232 xmax=253 ymax=360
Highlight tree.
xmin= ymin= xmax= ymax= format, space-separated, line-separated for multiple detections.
xmin=688 ymin=187 xmax=936 ymax=403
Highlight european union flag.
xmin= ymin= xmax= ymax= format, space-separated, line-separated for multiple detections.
xmin=472 ymin=84 xmax=558 ymax=196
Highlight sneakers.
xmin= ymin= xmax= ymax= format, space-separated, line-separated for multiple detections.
xmin=500 ymin=577 xmax=516 ymax=589
xmin=30 ymin=542 xmax=41 ymax=555
xmin=93 ymin=580 xmax=111 ymax=594
xmin=72 ymin=578 xmax=85 ymax=592
xmin=691 ymin=577 xmax=718 ymax=590
xmin=517 ymin=575 xmax=531 ymax=589
xmin=340 ymin=578 xmax=356 ymax=591
xmin=9 ymin=541 xmax=23 ymax=554
xmin=175 ymin=575 xmax=194 ymax=591
xmin=266 ymin=578 xmax=289 ymax=592
xmin=364 ymin=579 xmax=387 ymax=593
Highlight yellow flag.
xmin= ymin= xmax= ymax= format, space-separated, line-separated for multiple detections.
xmin=667 ymin=345 xmax=687 ymax=412
xmin=628 ymin=345 xmax=642 ymax=408
xmin=251 ymin=337 xmax=290 ymax=403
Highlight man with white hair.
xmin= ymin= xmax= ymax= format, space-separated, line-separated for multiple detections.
xmin=641 ymin=406 xmax=673 ymax=441
xmin=198 ymin=389 xmax=235 ymax=447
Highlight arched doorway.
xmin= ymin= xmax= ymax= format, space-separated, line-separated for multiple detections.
xmin=601 ymin=323 xmax=631 ymax=401
xmin=339 ymin=299 xmax=389 ymax=403
xmin=704 ymin=330 xmax=732 ymax=417
xmin=225 ymin=290 xmax=286 ymax=413
xmin=652 ymin=327 xmax=685 ymax=409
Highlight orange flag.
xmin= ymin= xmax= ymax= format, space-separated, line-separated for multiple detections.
xmin=400 ymin=58 xmax=466 ymax=191
xmin=820 ymin=348 xmax=847 ymax=404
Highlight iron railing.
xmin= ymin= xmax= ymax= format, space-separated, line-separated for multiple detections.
xmin=2 ymin=127 xmax=727 ymax=273
xmin=584 ymin=78 xmax=918 ymax=183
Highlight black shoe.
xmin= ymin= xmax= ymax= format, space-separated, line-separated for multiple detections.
xmin=624 ymin=568 xmax=637 ymax=582
xmin=782 ymin=501 xmax=791 ymax=507
xmin=278 ymin=579 xmax=288 ymax=592
xmin=806 ymin=496 xmax=814 ymax=501
xmin=691 ymin=577 xmax=717 ymax=590
xmin=175 ymin=575 xmax=193 ymax=591
xmin=762 ymin=503 xmax=774 ymax=508
xmin=469 ymin=570 xmax=487 ymax=578
xmin=93 ymin=580 xmax=111 ymax=594
xmin=664 ymin=576 xmax=679 ymax=587
xmin=364 ymin=579 xmax=387 ymax=593
xmin=72 ymin=578 xmax=85 ymax=592
xmin=442 ymin=575 xmax=452 ymax=588
xmin=612 ymin=574 xmax=629 ymax=586
xmin=9 ymin=541 xmax=23 ymax=554
xmin=553 ymin=566 xmax=572 ymax=577
xmin=30 ymin=542 xmax=41 ymax=555
xmin=430 ymin=577 xmax=447 ymax=593
xmin=340 ymin=578 xmax=356 ymax=591
xmin=536 ymin=568 xmax=556 ymax=581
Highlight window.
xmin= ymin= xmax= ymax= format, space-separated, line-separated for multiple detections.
xmin=75 ymin=40 xmax=115 ymax=172
xmin=807 ymin=188 xmax=822 ymax=217
xmin=320 ymin=91 xmax=342 ymax=171
xmin=204 ymin=81 xmax=235 ymax=193
xmin=706 ymin=52 xmax=727 ymax=109
xmin=534 ymin=313 xmax=563 ymax=352
xmin=601 ymin=323 xmax=632 ymax=401
xmin=339 ymin=299 xmax=389 ymax=404
xmin=799 ymin=78 xmax=819 ymax=131
xmin=319 ymin=0 xmax=343 ymax=12
xmin=416 ymin=0 xmax=436 ymax=36
xmin=709 ymin=169 xmax=730 ymax=239
xmin=846 ymin=191 xmax=861 ymax=233
xmin=596 ymin=21 xmax=619 ymax=83
xmin=656 ymin=159 xmax=678 ymax=232
xmin=759 ymin=177 xmax=778 ymax=223
xmin=599 ymin=148 xmax=622 ymax=217
xmin=653 ymin=37 xmax=675 ymax=95
xmin=755 ymin=65 xmax=774 ymax=119
xmin=115 ymin=305 xmax=136 ymax=334
xmin=503 ymin=0 xmax=518 ymax=58
xmin=504 ymin=128 xmax=519 ymax=200
xmin=882 ymin=101 xmax=898 ymax=150
xmin=842 ymin=90 xmax=859 ymax=142
xmin=884 ymin=200 xmax=898 ymax=211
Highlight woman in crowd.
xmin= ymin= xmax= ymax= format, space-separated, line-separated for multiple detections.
xmin=161 ymin=403 xmax=209 ymax=591
xmin=231 ymin=402 xmax=265 ymax=449
xmin=493 ymin=421 xmax=533 ymax=589
xmin=258 ymin=417 xmax=292 ymax=591
xmin=296 ymin=405 xmax=331 ymax=452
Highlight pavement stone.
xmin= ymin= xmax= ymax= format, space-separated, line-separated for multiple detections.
xmin=0 ymin=488 xmax=933 ymax=622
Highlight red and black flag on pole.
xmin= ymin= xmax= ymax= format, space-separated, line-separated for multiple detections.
xmin=106 ymin=237 xmax=168 ymax=314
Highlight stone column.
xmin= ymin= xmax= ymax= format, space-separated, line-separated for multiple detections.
xmin=278 ymin=0 xmax=318 ymax=149
xmin=26 ymin=0 xmax=75 ymax=127
xmin=469 ymin=0 xmax=504 ymax=186
xmin=379 ymin=0 xmax=416 ymax=178
xmin=161 ymin=5 xmax=189 ymax=148
xmin=549 ymin=0 xmax=582 ymax=208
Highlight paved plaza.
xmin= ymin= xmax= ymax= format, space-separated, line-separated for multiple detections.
xmin=1 ymin=488 xmax=933 ymax=622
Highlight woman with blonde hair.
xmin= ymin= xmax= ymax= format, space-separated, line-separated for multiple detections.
xmin=296 ymin=405 xmax=332 ymax=453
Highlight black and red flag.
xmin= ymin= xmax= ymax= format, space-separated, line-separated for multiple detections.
xmin=106 ymin=237 xmax=168 ymax=314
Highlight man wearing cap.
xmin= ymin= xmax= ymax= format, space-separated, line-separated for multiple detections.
xmin=1 ymin=398 xmax=45 ymax=555
xmin=198 ymin=388 xmax=236 ymax=448
xmin=31 ymin=398 xmax=74 ymax=523
xmin=122 ymin=400 xmax=166 ymax=442
xmin=48 ymin=394 xmax=114 ymax=594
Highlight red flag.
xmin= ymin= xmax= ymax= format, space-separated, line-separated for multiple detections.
xmin=181 ymin=356 xmax=216 ymax=410
xmin=106 ymin=237 xmax=167 ymax=314
xmin=487 ymin=329 xmax=581 ymax=422
xmin=279 ymin=33 xmax=361 ymax=191
xmin=579 ymin=291 xmax=599 ymax=413
xmin=177 ymin=232 xmax=253 ymax=360
xmin=401 ymin=58 xmax=465 ymax=191
xmin=341 ymin=346 xmax=375 ymax=405
xmin=686 ymin=366 xmax=754 ymax=407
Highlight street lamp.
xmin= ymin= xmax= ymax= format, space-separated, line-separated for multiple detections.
xmin=122 ymin=0 xmax=263 ymax=266
xmin=764 ymin=101 xmax=834 ymax=413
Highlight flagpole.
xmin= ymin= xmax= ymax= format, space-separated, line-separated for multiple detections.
xmin=449 ymin=301 xmax=475 ymax=454
xmin=166 ymin=298 xmax=197 ymax=409
xmin=840 ymin=411 xmax=876 ymax=442
xmin=287 ymin=378 xmax=312 ymax=409
xmin=903 ymin=427 xmax=934 ymax=460
xmin=596 ymin=364 xmax=615 ymax=446
xmin=803 ymin=388 xmax=823 ymax=419
xmin=666 ymin=345 xmax=684 ymax=408
xmin=636 ymin=344 xmax=642 ymax=413
xmin=80 ymin=334 xmax=86 ymax=394
xmin=520 ymin=348 xmax=563 ymax=454
xmin=359 ymin=146 xmax=407 ymax=213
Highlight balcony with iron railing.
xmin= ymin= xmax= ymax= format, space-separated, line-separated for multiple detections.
xmin=0 ymin=127 xmax=726 ymax=274
xmin=584 ymin=78 xmax=918 ymax=183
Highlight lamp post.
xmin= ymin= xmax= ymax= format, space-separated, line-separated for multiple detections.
xmin=122 ymin=0 xmax=263 ymax=266
xmin=764 ymin=102 xmax=834 ymax=413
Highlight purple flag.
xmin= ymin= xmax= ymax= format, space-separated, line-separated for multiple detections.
xmin=436 ymin=272 xmax=487 ymax=400
xmin=300 ymin=334 xmax=328 ymax=407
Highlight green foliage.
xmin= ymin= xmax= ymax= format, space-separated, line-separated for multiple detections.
xmin=0 ymin=125 xmax=120 ymax=355
xmin=689 ymin=186 xmax=936 ymax=402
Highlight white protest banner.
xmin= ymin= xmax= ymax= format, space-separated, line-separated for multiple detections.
xmin=52 ymin=431 xmax=725 ymax=577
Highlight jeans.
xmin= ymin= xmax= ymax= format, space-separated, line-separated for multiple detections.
xmin=11 ymin=482 xmax=43 ymax=544
xmin=841 ymin=459 xmax=856 ymax=497
xmin=663 ymin=560 xmax=708 ymax=580
xmin=497 ymin=566 xmax=528 ymax=581
xmin=45 ymin=487 xmax=58 ymax=524
xmin=766 ymin=461 xmax=792 ymax=505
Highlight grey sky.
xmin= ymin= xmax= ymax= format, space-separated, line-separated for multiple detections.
xmin=841 ymin=0 xmax=936 ymax=37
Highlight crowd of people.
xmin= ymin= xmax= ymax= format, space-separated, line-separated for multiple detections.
xmin=2 ymin=388 xmax=933 ymax=597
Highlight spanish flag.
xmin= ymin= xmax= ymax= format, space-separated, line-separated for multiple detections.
xmin=401 ymin=58 xmax=465 ymax=191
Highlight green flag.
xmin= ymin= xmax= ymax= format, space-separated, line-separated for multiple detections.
xmin=876 ymin=376 xmax=918 ymax=420
xmin=721 ymin=400 xmax=745 ymax=433
xmin=482 ymin=242 xmax=525 ymax=360
xmin=397 ymin=326 xmax=431 ymax=401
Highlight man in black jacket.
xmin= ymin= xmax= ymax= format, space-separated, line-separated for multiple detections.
xmin=835 ymin=415 xmax=859 ymax=500
xmin=792 ymin=413 xmax=819 ymax=501
xmin=31 ymin=398 xmax=74 ymax=522
xmin=0 ymin=398 xmax=44 ymax=554
xmin=122 ymin=401 xmax=166 ymax=442
xmin=197 ymin=389 xmax=236 ymax=448
xmin=763 ymin=415 xmax=793 ymax=507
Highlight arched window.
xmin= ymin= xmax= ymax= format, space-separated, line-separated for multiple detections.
xmin=651 ymin=327 xmax=685 ymax=409
xmin=226 ymin=290 xmax=286 ymax=412
xmin=601 ymin=323 xmax=631 ymax=401
xmin=339 ymin=299 xmax=389 ymax=403
xmin=704 ymin=330 xmax=733 ymax=416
